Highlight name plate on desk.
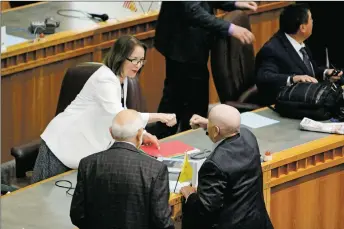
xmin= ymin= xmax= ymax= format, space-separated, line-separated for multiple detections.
xmin=1 ymin=26 xmax=28 ymax=52
xmin=1 ymin=26 xmax=6 ymax=52
xmin=158 ymin=157 xmax=206 ymax=189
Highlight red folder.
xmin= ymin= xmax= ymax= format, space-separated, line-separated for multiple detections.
xmin=140 ymin=140 xmax=196 ymax=158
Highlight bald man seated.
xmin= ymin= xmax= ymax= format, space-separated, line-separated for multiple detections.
xmin=181 ymin=104 xmax=273 ymax=229
xmin=70 ymin=109 xmax=174 ymax=229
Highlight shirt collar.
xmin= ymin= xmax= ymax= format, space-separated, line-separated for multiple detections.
xmin=285 ymin=33 xmax=305 ymax=52
xmin=211 ymin=133 xmax=241 ymax=151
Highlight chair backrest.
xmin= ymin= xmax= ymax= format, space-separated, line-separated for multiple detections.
xmin=55 ymin=62 xmax=103 ymax=116
xmin=55 ymin=62 xmax=147 ymax=116
xmin=126 ymin=76 xmax=147 ymax=112
xmin=210 ymin=10 xmax=255 ymax=103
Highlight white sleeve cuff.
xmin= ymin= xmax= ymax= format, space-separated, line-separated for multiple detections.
xmin=140 ymin=113 xmax=149 ymax=126
xmin=287 ymin=76 xmax=292 ymax=86
xmin=323 ymin=69 xmax=329 ymax=80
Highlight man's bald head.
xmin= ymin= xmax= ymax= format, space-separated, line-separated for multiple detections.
xmin=111 ymin=109 xmax=144 ymax=142
xmin=208 ymin=104 xmax=241 ymax=137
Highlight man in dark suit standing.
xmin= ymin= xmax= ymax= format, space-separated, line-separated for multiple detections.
xmin=181 ymin=104 xmax=273 ymax=229
xmin=255 ymin=3 xmax=343 ymax=105
xmin=70 ymin=109 xmax=174 ymax=229
xmin=153 ymin=1 xmax=257 ymax=139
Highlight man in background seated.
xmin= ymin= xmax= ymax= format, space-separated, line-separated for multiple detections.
xmin=255 ymin=3 xmax=343 ymax=105
xmin=70 ymin=109 xmax=174 ymax=229
xmin=180 ymin=104 xmax=273 ymax=229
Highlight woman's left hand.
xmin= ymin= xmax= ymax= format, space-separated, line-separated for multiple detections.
xmin=142 ymin=131 xmax=160 ymax=149
xmin=160 ymin=114 xmax=177 ymax=127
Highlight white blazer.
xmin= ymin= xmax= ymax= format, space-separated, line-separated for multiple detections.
xmin=41 ymin=65 xmax=149 ymax=169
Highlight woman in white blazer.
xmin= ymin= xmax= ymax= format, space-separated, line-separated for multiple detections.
xmin=31 ymin=35 xmax=177 ymax=183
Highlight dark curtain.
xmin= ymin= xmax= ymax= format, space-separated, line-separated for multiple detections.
xmin=303 ymin=1 xmax=344 ymax=69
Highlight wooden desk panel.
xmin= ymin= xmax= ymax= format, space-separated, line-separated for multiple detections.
xmin=1 ymin=2 xmax=292 ymax=162
xmin=167 ymin=109 xmax=344 ymax=228
xmin=2 ymin=108 xmax=343 ymax=229
xmin=270 ymin=164 xmax=344 ymax=229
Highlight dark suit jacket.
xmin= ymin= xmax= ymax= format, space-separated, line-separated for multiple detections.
xmin=70 ymin=142 xmax=174 ymax=229
xmin=255 ymin=30 xmax=326 ymax=105
xmin=182 ymin=128 xmax=273 ymax=229
xmin=154 ymin=1 xmax=236 ymax=64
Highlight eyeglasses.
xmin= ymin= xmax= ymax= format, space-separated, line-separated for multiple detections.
xmin=126 ymin=58 xmax=146 ymax=66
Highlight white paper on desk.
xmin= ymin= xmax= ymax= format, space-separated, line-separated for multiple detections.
xmin=1 ymin=26 xmax=28 ymax=52
xmin=5 ymin=34 xmax=27 ymax=46
xmin=1 ymin=26 xmax=6 ymax=52
xmin=240 ymin=112 xmax=279 ymax=128
xmin=300 ymin=117 xmax=344 ymax=134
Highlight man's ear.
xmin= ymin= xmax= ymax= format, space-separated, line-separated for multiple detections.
xmin=214 ymin=126 xmax=220 ymax=138
xmin=136 ymin=128 xmax=144 ymax=142
xmin=299 ymin=24 xmax=306 ymax=33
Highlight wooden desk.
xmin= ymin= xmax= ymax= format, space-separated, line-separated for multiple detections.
xmin=168 ymin=108 xmax=344 ymax=229
xmin=2 ymin=108 xmax=344 ymax=229
xmin=1 ymin=1 xmax=292 ymax=163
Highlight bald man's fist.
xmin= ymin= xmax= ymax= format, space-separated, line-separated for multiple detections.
xmin=189 ymin=114 xmax=208 ymax=129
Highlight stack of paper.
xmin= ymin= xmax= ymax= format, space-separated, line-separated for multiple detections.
xmin=300 ymin=117 xmax=344 ymax=134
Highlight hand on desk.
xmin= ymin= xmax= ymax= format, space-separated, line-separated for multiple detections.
xmin=142 ymin=131 xmax=160 ymax=149
xmin=190 ymin=114 xmax=208 ymax=129
xmin=234 ymin=1 xmax=258 ymax=11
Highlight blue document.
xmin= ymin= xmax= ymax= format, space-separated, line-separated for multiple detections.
xmin=241 ymin=112 xmax=279 ymax=128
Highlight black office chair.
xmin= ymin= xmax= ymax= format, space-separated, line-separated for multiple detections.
xmin=210 ymin=10 xmax=262 ymax=112
xmin=11 ymin=62 xmax=148 ymax=178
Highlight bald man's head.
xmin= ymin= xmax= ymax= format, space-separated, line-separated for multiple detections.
xmin=207 ymin=104 xmax=241 ymax=142
xmin=110 ymin=109 xmax=144 ymax=147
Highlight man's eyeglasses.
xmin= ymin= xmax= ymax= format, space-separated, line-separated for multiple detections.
xmin=126 ymin=58 xmax=146 ymax=66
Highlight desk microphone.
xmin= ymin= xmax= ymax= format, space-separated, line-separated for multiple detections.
xmin=88 ymin=13 xmax=109 ymax=22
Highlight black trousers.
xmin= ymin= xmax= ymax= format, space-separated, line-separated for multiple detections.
xmin=153 ymin=58 xmax=209 ymax=139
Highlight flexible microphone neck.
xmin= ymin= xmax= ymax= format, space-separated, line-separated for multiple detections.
xmin=89 ymin=13 xmax=109 ymax=22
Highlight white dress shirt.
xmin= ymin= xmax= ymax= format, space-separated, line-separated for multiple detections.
xmin=285 ymin=33 xmax=306 ymax=60
xmin=284 ymin=33 xmax=327 ymax=86
xmin=41 ymin=65 xmax=149 ymax=169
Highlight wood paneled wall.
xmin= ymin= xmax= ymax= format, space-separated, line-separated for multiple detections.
xmin=1 ymin=1 xmax=10 ymax=11
xmin=1 ymin=2 xmax=291 ymax=163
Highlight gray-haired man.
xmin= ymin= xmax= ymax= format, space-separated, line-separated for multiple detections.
xmin=70 ymin=109 xmax=175 ymax=229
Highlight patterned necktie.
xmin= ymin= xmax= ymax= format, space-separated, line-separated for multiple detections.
xmin=121 ymin=83 xmax=125 ymax=108
xmin=300 ymin=47 xmax=315 ymax=77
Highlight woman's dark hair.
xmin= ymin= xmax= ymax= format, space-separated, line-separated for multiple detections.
xmin=280 ymin=3 xmax=310 ymax=35
xmin=103 ymin=35 xmax=147 ymax=76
